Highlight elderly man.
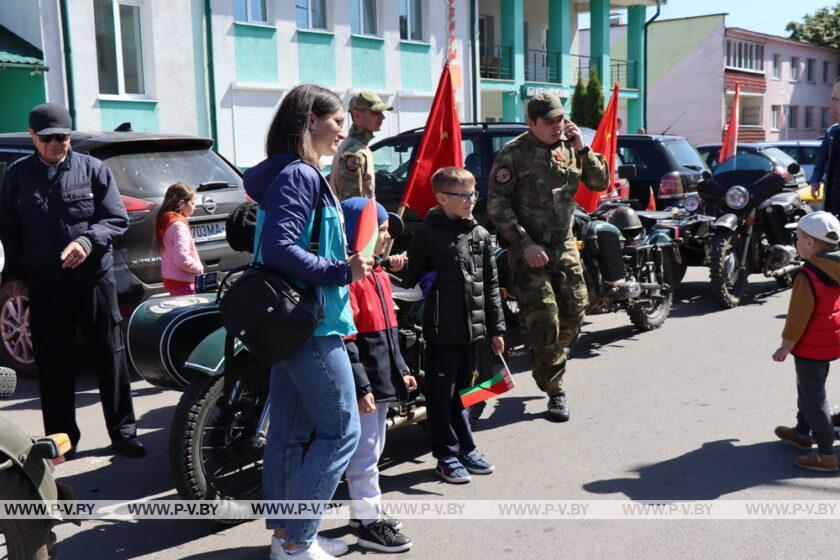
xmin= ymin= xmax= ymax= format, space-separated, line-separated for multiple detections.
xmin=0 ymin=104 xmax=143 ymax=457
xmin=822 ymin=79 xmax=840 ymax=218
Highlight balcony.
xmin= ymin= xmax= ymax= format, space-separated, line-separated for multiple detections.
xmin=479 ymin=45 xmax=513 ymax=80
xmin=524 ymin=49 xmax=561 ymax=84
xmin=611 ymin=58 xmax=638 ymax=89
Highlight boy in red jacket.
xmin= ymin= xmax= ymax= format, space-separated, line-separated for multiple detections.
xmin=773 ymin=211 xmax=840 ymax=472
xmin=341 ymin=198 xmax=415 ymax=553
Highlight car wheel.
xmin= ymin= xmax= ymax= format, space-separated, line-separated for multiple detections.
xmin=0 ymin=280 xmax=37 ymax=379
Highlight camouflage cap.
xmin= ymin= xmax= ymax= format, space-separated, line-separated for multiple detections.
xmin=527 ymin=93 xmax=565 ymax=121
xmin=349 ymin=91 xmax=393 ymax=112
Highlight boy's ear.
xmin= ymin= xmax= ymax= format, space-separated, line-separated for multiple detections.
xmin=434 ymin=191 xmax=446 ymax=205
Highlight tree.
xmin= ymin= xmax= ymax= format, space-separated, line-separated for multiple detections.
xmin=786 ymin=6 xmax=840 ymax=50
xmin=570 ymin=74 xmax=587 ymax=125
xmin=584 ymin=68 xmax=605 ymax=128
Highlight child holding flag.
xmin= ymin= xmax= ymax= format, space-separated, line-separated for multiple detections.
xmin=341 ymin=197 xmax=414 ymax=553
xmin=402 ymin=167 xmax=506 ymax=484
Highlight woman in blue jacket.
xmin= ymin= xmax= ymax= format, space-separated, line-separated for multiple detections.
xmin=244 ymin=84 xmax=372 ymax=560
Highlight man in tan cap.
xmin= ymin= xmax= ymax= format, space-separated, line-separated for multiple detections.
xmin=332 ymin=91 xmax=393 ymax=200
xmin=487 ymin=92 xmax=609 ymax=422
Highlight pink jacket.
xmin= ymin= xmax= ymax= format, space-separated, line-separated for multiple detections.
xmin=160 ymin=221 xmax=204 ymax=282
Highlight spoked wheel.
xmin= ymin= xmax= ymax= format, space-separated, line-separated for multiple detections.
xmin=627 ymin=246 xmax=674 ymax=331
xmin=169 ymin=355 xmax=268 ymax=522
xmin=0 ymin=281 xmax=36 ymax=378
xmin=709 ymin=231 xmax=749 ymax=308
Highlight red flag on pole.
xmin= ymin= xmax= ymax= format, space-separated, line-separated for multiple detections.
xmin=400 ymin=64 xmax=463 ymax=217
xmin=719 ymin=82 xmax=740 ymax=163
xmin=574 ymin=82 xmax=620 ymax=213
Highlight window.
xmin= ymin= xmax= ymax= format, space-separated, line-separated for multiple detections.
xmin=233 ymin=0 xmax=267 ymax=23
xmin=806 ymin=58 xmax=816 ymax=82
xmin=351 ymin=0 xmax=377 ymax=35
xmin=94 ymin=0 xmax=146 ymax=96
xmin=822 ymin=107 xmax=830 ymax=129
xmin=804 ymin=106 xmax=813 ymax=129
xmin=399 ymin=0 xmax=422 ymax=41
xmin=790 ymin=57 xmax=799 ymax=81
xmin=771 ymin=105 xmax=780 ymax=129
xmin=824 ymin=60 xmax=830 ymax=83
xmin=725 ymin=94 xmax=762 ymax=127
xmin=788 ymin=105 xmax=798 ymax=130
xmin=725 ymin=38 xmax=764 ymax=72
xmin=296 ymin=0 xmax=326 ymax=29
xmin=772 ymin=54 xmax=781 ymax=79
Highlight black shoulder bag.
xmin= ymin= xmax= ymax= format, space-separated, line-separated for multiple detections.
xmin=218 ymin=192 xmax=325 ymax=368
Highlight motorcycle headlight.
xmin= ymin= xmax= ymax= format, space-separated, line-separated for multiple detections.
xmin=683 ymin=195 xmax=701 ymax=213
xmin=725 ymin=186 xmax=749 ymax=210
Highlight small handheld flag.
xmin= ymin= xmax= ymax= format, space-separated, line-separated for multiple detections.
xmin=459 ymin=354 xmax=516 ymax=408
xmin=353 ymin=199 xmax=379 ymax=259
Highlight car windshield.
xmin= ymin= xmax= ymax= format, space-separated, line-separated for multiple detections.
xmin=713 ymin=152 xmax=773 ymax=174
xmin=103 ymin=149 xmax=242 ymax=198
xmin=664 ymin=140 xmax=707 ymax=170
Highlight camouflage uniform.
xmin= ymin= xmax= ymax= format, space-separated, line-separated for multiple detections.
xmin=487 ymin=94 xmax=609 ymax=397
xmin=332 ymin=91 xmax=392 ymax=200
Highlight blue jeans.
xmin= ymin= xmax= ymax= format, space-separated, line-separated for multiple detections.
xmin=263 ymin=335 xmax=361 ymax=545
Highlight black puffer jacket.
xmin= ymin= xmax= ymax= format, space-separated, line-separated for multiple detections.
xmin=403 ymin=208 xmax=505 ymax=343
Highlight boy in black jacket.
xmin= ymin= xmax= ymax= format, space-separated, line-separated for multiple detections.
xmin=402 ymin=167 xmax=506 ymax=484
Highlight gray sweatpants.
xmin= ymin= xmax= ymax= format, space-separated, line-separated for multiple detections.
xmin=794 ymin=356 xmax=835 ymax=455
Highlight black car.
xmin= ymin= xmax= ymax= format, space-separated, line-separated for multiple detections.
xmin=0 ymin=132 xmax=250 ymax=375
xmin=695 ymin=143 xmax=808 ymax=189
xmin=616 ymin=134 xmax=709 ymax=209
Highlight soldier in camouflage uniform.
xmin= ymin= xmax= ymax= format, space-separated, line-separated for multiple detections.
xmin=331 ymin=91 xmax=393 ymax=200
xmin=487 ymin=93 xmax=610 ymax=422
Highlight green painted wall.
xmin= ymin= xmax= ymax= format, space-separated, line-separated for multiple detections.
xmin=0 ymin=70 xmax=45 ymax=132
xmin=351 ymin=36 xmax=385 ymax=89
xmin=99 ymin=100 xmax=158 ymax=132
xmin=648 ymin=15 xmax=724 ymax=88
xmin=234 ymin=23 xmax=278 ymax=83
xmin=399 ymin=42 xmax=431 ymax=91
xmin=297 ymin=30 xmax=336 ymax=85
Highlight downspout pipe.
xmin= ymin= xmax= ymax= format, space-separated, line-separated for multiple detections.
xmin=58 ymin=0 xmax=76 ymax=129
xmin=642 ymin=0 xmax=661 ymax=131
xmin=204 ymin=0 xmax=219 ymax=148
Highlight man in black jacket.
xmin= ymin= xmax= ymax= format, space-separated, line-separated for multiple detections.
xmin=0 ymin=104 xmax=143 ymax=457
xmin=402 ymin=167 xmax=505 ymax=484
xmin=825 ymin=78 xmax=840 ymax=218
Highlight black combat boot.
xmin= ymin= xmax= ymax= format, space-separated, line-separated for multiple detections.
xmin=547 ymin=393 xmax=570 ymax=422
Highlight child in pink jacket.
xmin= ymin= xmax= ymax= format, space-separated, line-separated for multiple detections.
xmin=156 ymin=182 xmax=204 ymax=295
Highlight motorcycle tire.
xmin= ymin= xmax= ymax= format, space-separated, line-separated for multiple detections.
xmin=709 ymin=231 xmax=749 ymax=308
xmin=169 ymin=358 xmax=267 ymax=524
xmin=627 ymin=247 xmax=674 ymax=332
xmin=0 ymin=470 xmax=55 ymax=560
xmin=0 ymin=366 xmax=16 ymax=398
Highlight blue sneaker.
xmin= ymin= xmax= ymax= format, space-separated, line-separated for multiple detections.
xmin=436 ymin=456 xmax=472 ymax=483
xmin=459 ymin=449 xmax=495 ymax=474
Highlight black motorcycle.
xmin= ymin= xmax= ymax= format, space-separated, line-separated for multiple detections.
xmin=696 ymin=157 xmax=810 ymax=308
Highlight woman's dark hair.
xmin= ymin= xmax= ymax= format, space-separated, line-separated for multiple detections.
xmin=266 ymin=84 xmax=343 ymax=165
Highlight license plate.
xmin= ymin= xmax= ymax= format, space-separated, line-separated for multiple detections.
xmin=190 ymin=222 xmax=226 ymax=243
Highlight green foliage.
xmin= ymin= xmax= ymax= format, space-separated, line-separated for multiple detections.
xmin=584 ymin=68 xmax=605 ymax=128
xmin=570 ymin=74 xmax=587 ymax=124
xmin=787 ymin=6 xmax=840 ymax=50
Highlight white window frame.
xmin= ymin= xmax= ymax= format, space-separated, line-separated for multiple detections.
xmin=725 ymin=38 xmax=764 ymax=73
xmin=399 ymin=0 xmax=423 ymax=42
xmin=351 ymin=0 xmax=378 ymax=36
xmin=95 ymin=0 xmax=152 ymax=99
xmin=296 ymin=0 xmax=327 ymax=30
xmin=234 ymin=0 xmax=268 ymax=24
xmin=770 ymin=105 xmax=780 ymax=130
xmin=772 ymin=54 xmax=781 ymax=79
xmin=790 ymin=57 xmax=799 ymax=82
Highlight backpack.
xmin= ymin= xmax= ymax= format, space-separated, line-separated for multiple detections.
xmin=225 ymin=201 xmax=258 ymax=253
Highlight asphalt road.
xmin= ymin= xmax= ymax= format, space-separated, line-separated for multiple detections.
xmin=4 ymin=267 xmax=840 ymax=560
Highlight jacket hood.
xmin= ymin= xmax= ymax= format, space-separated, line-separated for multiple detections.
xmin=243 ymin=152 xmax=299 ymax=204
xmin=810 ymin=250 xmax=840 ymax=285
xmin=423 ymin=207 xmax=477 ymax=230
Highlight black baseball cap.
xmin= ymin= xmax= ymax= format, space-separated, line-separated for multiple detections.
xmin=29 ymin=103 xmax=72 ymax=135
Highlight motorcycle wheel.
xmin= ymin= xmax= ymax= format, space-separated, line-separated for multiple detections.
xmin=169 ymin=359 xmax=267 ymax=522
xmin=0 ymin=470 xmax=55 ymax=560
xmin=627 ymin=247 xmax=674 ymax=331
xmin=709 ymin=231 xmax=749 ymax=308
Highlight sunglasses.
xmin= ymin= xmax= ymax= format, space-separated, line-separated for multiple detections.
xmin=37 ymin=133 xmax=70 ymax=144
xmin=440 ymin=191 xmax=479 ymax=203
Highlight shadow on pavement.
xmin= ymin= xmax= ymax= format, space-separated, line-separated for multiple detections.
xmin=179 ymin=546 xmax=267 ymax=559
xmin=570 ymin=323 xmax=639 ymax=360
xmin=583 ymin=439 xmax=840 ymax=500
xmin=670 ymin=277 xmax=788 ymax=320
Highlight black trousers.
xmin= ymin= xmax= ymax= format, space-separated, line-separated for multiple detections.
xmin=28 ymin=271 xmax=137 ymax=445
xmin=794 ymin=356 xmax=834 ymax=455
xmin=425 ymin=341 xmax=478 ymax=459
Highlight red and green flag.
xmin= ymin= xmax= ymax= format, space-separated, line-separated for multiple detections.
xmin=459 ymin=355 xmax=516 ymax=408
xmin=353 ymin=199 xmax=379 ymax=259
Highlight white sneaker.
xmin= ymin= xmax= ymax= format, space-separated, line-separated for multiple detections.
xmin=270 ymin=535 xmax=349 ymax=559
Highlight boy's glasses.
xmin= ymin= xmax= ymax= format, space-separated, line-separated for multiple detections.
xmin=37 ymin=133 xmax=70 ymax=144
xmin=440 ymin=191 xmax=479 ymax=203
